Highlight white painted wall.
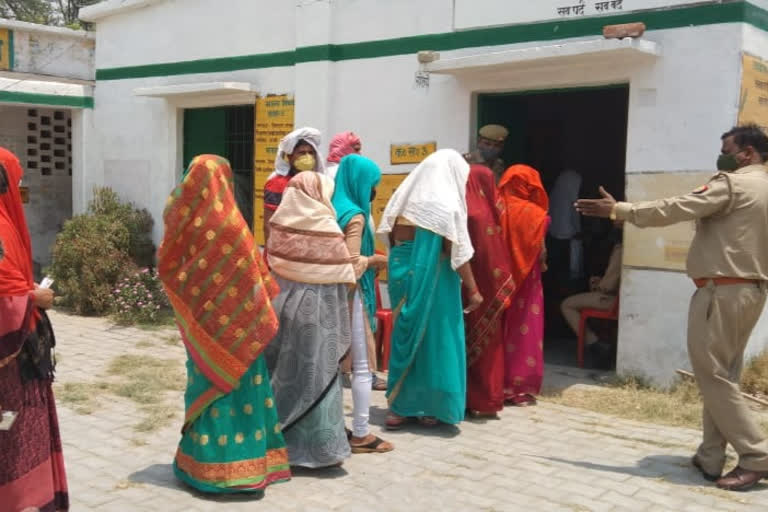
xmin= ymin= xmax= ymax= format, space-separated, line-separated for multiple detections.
xmin=91 ymin=0 xmax=296 ymax=69
xmin=85 ymin=0 xmax=768 ymax=385
xmin=11 ymin=29 xmax=94 ymax=81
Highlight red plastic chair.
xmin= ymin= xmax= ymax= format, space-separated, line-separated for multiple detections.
xmin=577 ymin=297 xmax=620 ymax=368
xmin=373 ymin=250 xmax=393 ymax=371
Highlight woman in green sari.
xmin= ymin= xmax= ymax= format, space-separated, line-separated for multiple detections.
xmin=158 ymin=155 xmax=290 ymax=494
xmin=377 ymin=149 xmax=483 ymax=429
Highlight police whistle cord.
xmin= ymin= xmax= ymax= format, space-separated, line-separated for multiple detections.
xmin=676 ymin=369 xmax=768 ymax=408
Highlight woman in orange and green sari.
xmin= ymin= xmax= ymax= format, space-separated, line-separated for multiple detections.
xmin=158 ymin=155 xmax=290 ymax=494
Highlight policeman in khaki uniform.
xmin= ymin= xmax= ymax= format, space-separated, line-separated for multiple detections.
xmin=576 ymin=125 xmax=768 ymax=491
xmin=464 ymin=124 xmax=508 ymax=181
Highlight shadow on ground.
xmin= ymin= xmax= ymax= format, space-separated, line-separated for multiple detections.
xmin=528 ymin=453 xmax=768 ymax=492
xmin=129 ymin=462 xmax=349 ymax=502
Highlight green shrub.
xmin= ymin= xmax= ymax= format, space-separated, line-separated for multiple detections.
xmin=88 ymin=188 xmax=155 ymax=268
xmin=49 ymin=187 xmax=155 ymax=316
xmin=49 ymin=213 xmax=135 ymax=315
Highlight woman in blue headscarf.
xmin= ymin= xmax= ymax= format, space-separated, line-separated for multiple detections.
xmin=333 ymin=154 xmax=393 ymax=454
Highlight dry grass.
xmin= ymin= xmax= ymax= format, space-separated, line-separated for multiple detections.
xmin=544 ymin=377 xmax=704 ymax=430
xmin=107 ymin=355 xmax=185 ymax=398
xmin=58 ymin=355 xmax=184 ymax=433
xmin=742 ymin=351 xmax=768 ymax=398
xmin=164 ymin=334 xmax=182 ymax=347
xmin=56 ymin=382 xmax=111 ymax=415
xmin=545 ymin=374 xmax=768 ymax=435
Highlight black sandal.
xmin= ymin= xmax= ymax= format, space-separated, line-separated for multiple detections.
xmin=350 ymin=435 xmax=394 ymax=454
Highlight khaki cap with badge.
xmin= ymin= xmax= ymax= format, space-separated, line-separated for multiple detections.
xmin=479 ymin=124 xmax=509 ymax=142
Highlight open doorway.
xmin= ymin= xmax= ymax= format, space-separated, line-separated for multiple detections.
xmin=477 ymin=84 xmax=629 ymax=368
xmin=183 ymin=105 xmax=254 ymax=226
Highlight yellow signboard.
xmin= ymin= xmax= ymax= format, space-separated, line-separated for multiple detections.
xmin=0 ymin=29 xmax=11 ymax=71
xmin=371 ymin=174 xmax=409 ymax=280
xmin=738 ymin=53 xmax=768 ymax=131
xmin=390 ymin=142 xmax=436 ymax=165
xmin=253 ymin=95 xmax=295 ymax=245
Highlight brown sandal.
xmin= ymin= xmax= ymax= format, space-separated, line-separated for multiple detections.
xmin=350 ymin=435 xmax=394 ymax=454
xmin=385 ymin=412 xmax=408 ymax=430
xmin=417 ymin=416 xmax=439 ymax=427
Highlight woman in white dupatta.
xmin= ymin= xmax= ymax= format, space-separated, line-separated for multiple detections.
xmin=377 ymin=149 xmax=482 ymax=430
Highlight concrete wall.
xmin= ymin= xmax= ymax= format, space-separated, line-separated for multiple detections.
xmin=85 ymin=0 xmax=768 ymax=385
xmin=11 ymin=28 xmax=94 ymax=81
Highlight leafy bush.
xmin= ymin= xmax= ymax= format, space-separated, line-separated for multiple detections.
xmin=88 ymin=188 xmax=155 ymax=268
xmin=49 ymin=213 xmax=135 ymax=315
xmin=49 ymin=187 xmax=155 ymax=316
xmin=110 ymin=268 xmax=170 ymax=325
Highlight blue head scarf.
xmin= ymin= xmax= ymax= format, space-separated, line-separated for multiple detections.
xmin=332 ymin=154 xmax=382 ymax=331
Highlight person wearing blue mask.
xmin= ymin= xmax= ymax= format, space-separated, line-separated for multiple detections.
xmin=464 ymin=124 xmax=508 ymax=182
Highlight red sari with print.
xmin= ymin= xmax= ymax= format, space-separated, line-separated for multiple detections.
xmin=0 ymin=147 xmax=69 ymax=511
xmin=464 ymin=165 xmax=515 ymax=414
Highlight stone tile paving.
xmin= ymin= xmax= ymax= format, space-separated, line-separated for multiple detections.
xmin=49 ymin=311 xmax=768 ymax=511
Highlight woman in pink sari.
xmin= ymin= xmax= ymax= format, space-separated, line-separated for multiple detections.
xmin=497 ymin=164 xmax=550 ymax=406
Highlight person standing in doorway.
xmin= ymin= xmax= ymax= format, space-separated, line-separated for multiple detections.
xmin=464 ymin=124 xmax=509 ymax=182
xmin=326 ymin=131 xmax=362 ymax=180
xmin=263 ymin=127 xmax=325 ymax=244
xmin=548 ymin=169 xmax=584 ymax=285
xmin=575 ymin=124 xmax=768 ymax=491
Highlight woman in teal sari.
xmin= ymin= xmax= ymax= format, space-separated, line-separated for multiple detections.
xmin=333 ymin=154 xmax=393 ymax=453
xmin=377 ymin=149 xmax=483 ymax=429
xmin=158 ymin=155 xmax=290 ymax=494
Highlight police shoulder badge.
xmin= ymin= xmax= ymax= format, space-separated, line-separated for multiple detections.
xmin=692 ymin=185 xmax=709 ymax=195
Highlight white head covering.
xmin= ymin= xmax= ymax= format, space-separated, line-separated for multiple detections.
xmin=377 ymin=149 xmax=474 ymax=270
xmin=273 ymin=127 xmax=326 ymax=177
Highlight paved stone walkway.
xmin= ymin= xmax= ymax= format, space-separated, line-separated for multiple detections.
xmin=50 ymin=311 xmax=768 ymax=511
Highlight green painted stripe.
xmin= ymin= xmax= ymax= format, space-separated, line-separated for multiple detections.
xmin=0 ymin=90 xmax=93 ymax=108
xmin=96 ymin=2 xmax=755 ymax=81
xmin=97 ymin=49 xmax=296 ymax=80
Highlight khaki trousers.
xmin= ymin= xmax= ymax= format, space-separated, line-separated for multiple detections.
xmin=688 ymin=282 xmax=768 ymax=474
xmin=561 ymin=292 xmax=614 ymax=344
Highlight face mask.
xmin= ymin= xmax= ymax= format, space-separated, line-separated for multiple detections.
xmin=293 ymin=154 xmax=316 ymax=172
xmin=717 ymin=153 xmax=741 ymax=172
xmin=479 ymin=147 xmax=501 ymax=161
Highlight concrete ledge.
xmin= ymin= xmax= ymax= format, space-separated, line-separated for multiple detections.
xmin=133 ymin=81 xmax=257 ymax=108
xmin=0 ymin=18 xmax=94 ymax=40
xmin=79 ymin=0 xmax=166 ymax=23
xmin=424 ymin=38 xmax=661 ymax=75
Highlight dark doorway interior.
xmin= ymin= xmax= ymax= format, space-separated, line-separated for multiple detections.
xmin=183 ymin=105 xmax=254 ymax=227
xmin=477 ymin=84 xmax=629 ymax=367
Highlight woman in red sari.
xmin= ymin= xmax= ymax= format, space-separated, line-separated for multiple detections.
xmin=498 ymin=164 xmax=550 ymax=407
xmin=464 ymin=165 xmax=516 ymax=418
xmin=0 ymin=147 xmax=68 ymax=511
